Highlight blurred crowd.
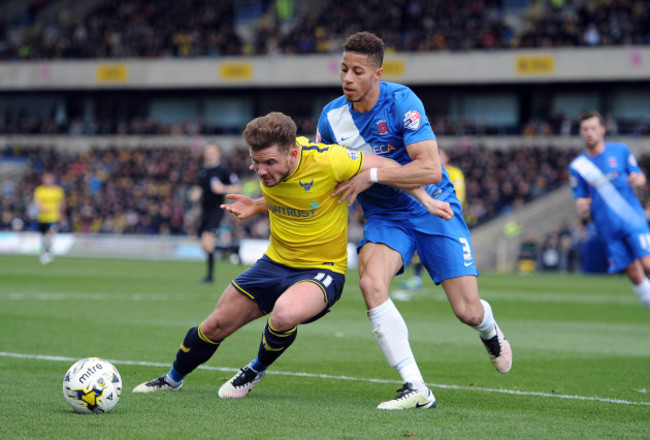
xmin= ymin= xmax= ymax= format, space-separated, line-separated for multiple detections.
xmin=3 ymin=141 xmax=650 ymax=274
xmin=445 ymin=142 xmax=578 ymax=227
xmin=4 ymin=111 xmax=644 ymax=138
xmin=0 ymin=114 xmax=318 ymax=138
xmin=2 ymin=0 xmax=649 ymax=138
xmin=1 ymin=142 xmax=580 ymax=237
xmin=0 ymin=144 xmax=267 ymax=242
xmin=1 ymin=0 xmax=648 ymax=60
xmin=516 ymin=220 xmax=586 ymax=274
xmin=1 ymin=0 xmax=649 ymax=274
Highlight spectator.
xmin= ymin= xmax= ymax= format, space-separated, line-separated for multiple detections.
xmin=4 ymin=0 xmax=648 ymax=62
xmin=517 ymin=232 xmax=538 ymax=274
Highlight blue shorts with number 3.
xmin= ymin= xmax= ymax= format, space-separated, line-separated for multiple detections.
xmin=358 ymin=196 xmax=478 ymax=285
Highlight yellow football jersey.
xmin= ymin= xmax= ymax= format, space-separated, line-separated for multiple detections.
xmin=446 ymin=164 xmax=466 ymax=206
xmin=261 ymin=137 xmax=364 ymax=274
xmin=33 ymin=185 xmax=65 ymax=223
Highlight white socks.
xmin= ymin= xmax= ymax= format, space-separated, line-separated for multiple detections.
xmin=367 ymin=298 xmax=500 ymax=394
xmin=473 ymin=299 xmax=497 ymax=340
xmin=368 ymin=299 xmax=427 ymax=393
xmin=632 ymin=278 xmax=650 ymax=310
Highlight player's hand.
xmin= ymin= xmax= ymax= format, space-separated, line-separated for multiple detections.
xmin=332 ymin=170 xmax=373 ymax=205
xmin=628 ymin=172 xmax=646 ymax=188
xmin=221 ymin=194 xmax=256 ymax=219
xmin=424 ymin=199 xmax=454 ymax=220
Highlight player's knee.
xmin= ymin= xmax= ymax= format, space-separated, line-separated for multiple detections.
xmin=626 ymin=264 xmax=645 ymax=284
xmin=359 ymin=274 xmax=389 ymax=305
xmin=453 ymin=305 xmax=482 ymax=326
xmin=629 ymin=273 xmax=645 ymax=285
xmin=200 ymin=317 xmax=231 ymax=341
xmin=268 ymin=315 xmax=294 ymax=332
xmin=359 ymin=275 xmax=386 ymax=297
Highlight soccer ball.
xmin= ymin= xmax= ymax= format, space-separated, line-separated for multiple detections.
xmin=62 ymin=357 xmax=122 ymax=414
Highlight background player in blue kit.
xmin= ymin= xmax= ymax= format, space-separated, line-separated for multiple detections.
xmin=317 ymin=31 xmax=512 ymax=410
xmin=570 ymin=111 xmax=650 ymax=310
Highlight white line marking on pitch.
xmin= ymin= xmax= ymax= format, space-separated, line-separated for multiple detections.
xmin=2 ymin=351 xmax=648 ymax=407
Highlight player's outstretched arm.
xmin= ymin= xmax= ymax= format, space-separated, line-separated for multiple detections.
xmin=221 ymin=194 xmax=267 ymax=220
xmin=211 ymin=179 xmax=242 ymax=195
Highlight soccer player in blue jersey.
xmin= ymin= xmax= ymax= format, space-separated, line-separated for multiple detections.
xmin=317 ymin=31 xmax=512 ymax=410
xmin=570 ymin=111 xmax=650 ymax=310
xmin=133 ymin=112 xmax=452 ymax=397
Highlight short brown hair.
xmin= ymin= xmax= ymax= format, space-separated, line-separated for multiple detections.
xmin=579 ymin=111 xmax=604 ymax=126
xmin=343 ymin=32 xmax=384 ymax=68
xmin=242 ymin=112 xmax=297 ymax=153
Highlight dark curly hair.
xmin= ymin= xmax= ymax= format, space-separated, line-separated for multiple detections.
xmin=343 ymin=32 xmax=384 ymax=69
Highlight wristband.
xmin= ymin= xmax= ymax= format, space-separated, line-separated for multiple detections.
xmin=370 ymin=167 xmax=378 ymax=183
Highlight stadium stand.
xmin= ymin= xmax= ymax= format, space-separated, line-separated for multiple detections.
xmin=2 ymin=0 xmax=648 ymax=61
xmin=1 ymin=0 xmax=649 ymax=273
xmin=4 ymin=140 xmax=638 ymax=274
xmin=1 ymin=0 xmax=649 ymax=136
xmin=0 ymin=142 xmax=583 ymax=233
xmin=0 ymin=144 xmax=260 ymax=238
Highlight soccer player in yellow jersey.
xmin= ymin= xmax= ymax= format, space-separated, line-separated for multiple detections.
xmin=133 ymin=112 xmax=452 ymax=397
xmin=441 ymin=149 xmax=465 ymax=206
xmin=33 ymin=172 xmax=65 ymax=265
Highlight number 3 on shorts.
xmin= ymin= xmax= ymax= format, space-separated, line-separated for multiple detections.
xmin=459 ymin=237 xmax=472 ymax=261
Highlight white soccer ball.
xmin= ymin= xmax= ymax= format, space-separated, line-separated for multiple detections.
xmin=62 ymin=357 xmax=122 ymax=414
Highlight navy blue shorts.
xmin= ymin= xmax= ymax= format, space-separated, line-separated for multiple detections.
xmin=38 ymin=222 xmax=59 ymax=234
xmin=231 ymin=255 xmax=346 ymax=324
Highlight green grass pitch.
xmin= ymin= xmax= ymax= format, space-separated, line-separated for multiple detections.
xmin=1 ymin=254 xmax=648 ymax=439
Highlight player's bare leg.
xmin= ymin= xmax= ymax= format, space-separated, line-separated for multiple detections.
xmin=442 ymin=276 xmax=512 ymax=373
xmin=219 ymin=282 xmax=328 ymax=398
xmin=133 ymin=286 xmax=262 ymax=393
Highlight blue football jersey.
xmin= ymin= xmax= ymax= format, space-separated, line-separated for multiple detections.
xmin=317 ymin=81 xmax=455 ymax=219
xmin=569 ymin=142 xmax=647 ymax=240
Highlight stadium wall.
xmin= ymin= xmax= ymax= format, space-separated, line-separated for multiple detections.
xmin=0 ymin=47 xmax=649 ymax=90
xmin=0 ymin=231 xmax=359 ymax=268
xmin=470 ymin=184 xmax=577 ymax=273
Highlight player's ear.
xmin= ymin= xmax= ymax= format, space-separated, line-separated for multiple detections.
xmin=375 ymin=67 xmax=383 ymax=81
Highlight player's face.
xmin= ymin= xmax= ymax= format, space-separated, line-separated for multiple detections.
xmin=250 ymin=144 xmax=297 ymax=187
xmin=42 ymin=173 xmax=55 ymax=185
xmin=579 ymin=116 xmax=606 ymax=149
xmin=203 ymin=144 xmax=220 ymax=166
xmin=340 ymin=52 xmax=382 ymax=110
